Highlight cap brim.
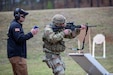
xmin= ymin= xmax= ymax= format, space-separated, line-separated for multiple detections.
xmin=24 ymin=12 xmax=29 ymax=16
xmin=20 ymin=10 xmax=29 ymax=16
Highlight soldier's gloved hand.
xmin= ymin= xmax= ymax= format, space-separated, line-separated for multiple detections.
xmin=31 ymin=28 xmax=38 ymax=35
xmin=63 ymin=29 xmax=72 ymax=35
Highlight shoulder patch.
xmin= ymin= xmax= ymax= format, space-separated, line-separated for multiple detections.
xmin=15 ymin=28 xmax=20 ymax=32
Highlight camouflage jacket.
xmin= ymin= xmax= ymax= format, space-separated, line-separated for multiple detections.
xmin=42 ymin=24 xmax=80 ymax=54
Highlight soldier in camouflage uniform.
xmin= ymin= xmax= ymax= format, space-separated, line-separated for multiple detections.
xmin=42 ymin=14 xmax=86 ymax=75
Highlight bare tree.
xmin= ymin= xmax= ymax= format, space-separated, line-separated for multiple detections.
xmin=90 ymin=0 xmax=93 ymax=7
xmin=96 ymin=0 xmax=100 ymax=7
xmin=64 ymin=0 xmax=68 ymax=8
xmin=0 ymin=0 xmax=3 ymax=11
xmin=109 ymin=0 xmax=112 ymax=6
xmin=75 ymin=0 xmax=81 ymax=8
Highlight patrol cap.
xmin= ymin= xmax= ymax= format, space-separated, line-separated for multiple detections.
xmin=52 ymin=14 xmax=66 ymax=25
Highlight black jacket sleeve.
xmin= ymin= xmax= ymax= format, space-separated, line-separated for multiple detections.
xmin=10 ymin=22 xmax=33 ymax=43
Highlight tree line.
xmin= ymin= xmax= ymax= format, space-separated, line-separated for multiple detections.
xmin=0 ymin=0 xmax=113 ymax=11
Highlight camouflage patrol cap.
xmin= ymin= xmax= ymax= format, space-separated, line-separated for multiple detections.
xmin=52 ymin=14 xmax=66 ymax=25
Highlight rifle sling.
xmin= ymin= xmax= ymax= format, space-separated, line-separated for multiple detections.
xmin=77 ymin=26 xmax=88 ymax=50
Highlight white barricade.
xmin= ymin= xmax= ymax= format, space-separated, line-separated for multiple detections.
xmin=92 ymin=34 xmax=106 ymax=58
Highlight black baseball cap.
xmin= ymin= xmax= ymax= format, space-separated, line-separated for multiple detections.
xmin=14 ymin=8 xmax=29 ymax=16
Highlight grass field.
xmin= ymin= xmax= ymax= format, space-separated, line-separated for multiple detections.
xmin=0 ymin=7 xmax=113 ymax=75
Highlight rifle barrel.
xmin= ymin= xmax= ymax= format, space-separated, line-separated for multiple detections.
xmin=87 ymin=25 xmax=97 ymax=27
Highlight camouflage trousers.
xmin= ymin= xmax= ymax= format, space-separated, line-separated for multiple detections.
xmin=43 ymin=52 xmax=65 ymax=75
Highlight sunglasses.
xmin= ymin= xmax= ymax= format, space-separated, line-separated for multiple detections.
xmin=21 ymin=16 xmax=25 ymax=18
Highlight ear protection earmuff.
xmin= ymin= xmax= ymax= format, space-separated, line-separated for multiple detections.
xmin=14 ymin=8 xmax=20 ymax=20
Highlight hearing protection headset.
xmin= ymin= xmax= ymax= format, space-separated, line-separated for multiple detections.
xmin=14 ymin=8 xmax=21 ymax=20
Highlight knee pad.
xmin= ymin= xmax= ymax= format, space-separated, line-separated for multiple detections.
xmin=54 ymin=65 xmax=65 ymax=75
xmin=58 ymin=70 xmax=65 ymax=75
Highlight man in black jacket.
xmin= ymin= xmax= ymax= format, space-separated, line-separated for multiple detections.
xmin=7 ymin=8 xmax=38 ymax=75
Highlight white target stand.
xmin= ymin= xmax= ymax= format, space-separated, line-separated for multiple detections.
xmin=92 ymin=34 xmax=106 ymax=58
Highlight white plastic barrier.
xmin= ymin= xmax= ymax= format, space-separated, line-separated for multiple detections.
xmin=92 ymin=34 xmax=106 ymax=58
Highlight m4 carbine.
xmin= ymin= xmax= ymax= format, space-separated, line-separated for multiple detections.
xmin=52 ymin=22 xmax=97 ymax=32
xmin=65 ymin=22 xmax=97 ymax=31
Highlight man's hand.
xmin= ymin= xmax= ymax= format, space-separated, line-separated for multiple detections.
xmin=31 ymin=28 xmax=38 ymax=35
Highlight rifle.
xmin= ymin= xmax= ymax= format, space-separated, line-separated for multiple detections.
xmin=52 ymin=22 xmax=97 ymax=32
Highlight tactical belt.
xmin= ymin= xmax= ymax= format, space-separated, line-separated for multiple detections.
xmin=43 ymin=48 xmax=60 ymax=54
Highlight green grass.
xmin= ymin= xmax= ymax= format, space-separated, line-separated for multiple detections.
xmin=0 ymin=7 xmax=113 ymax=75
